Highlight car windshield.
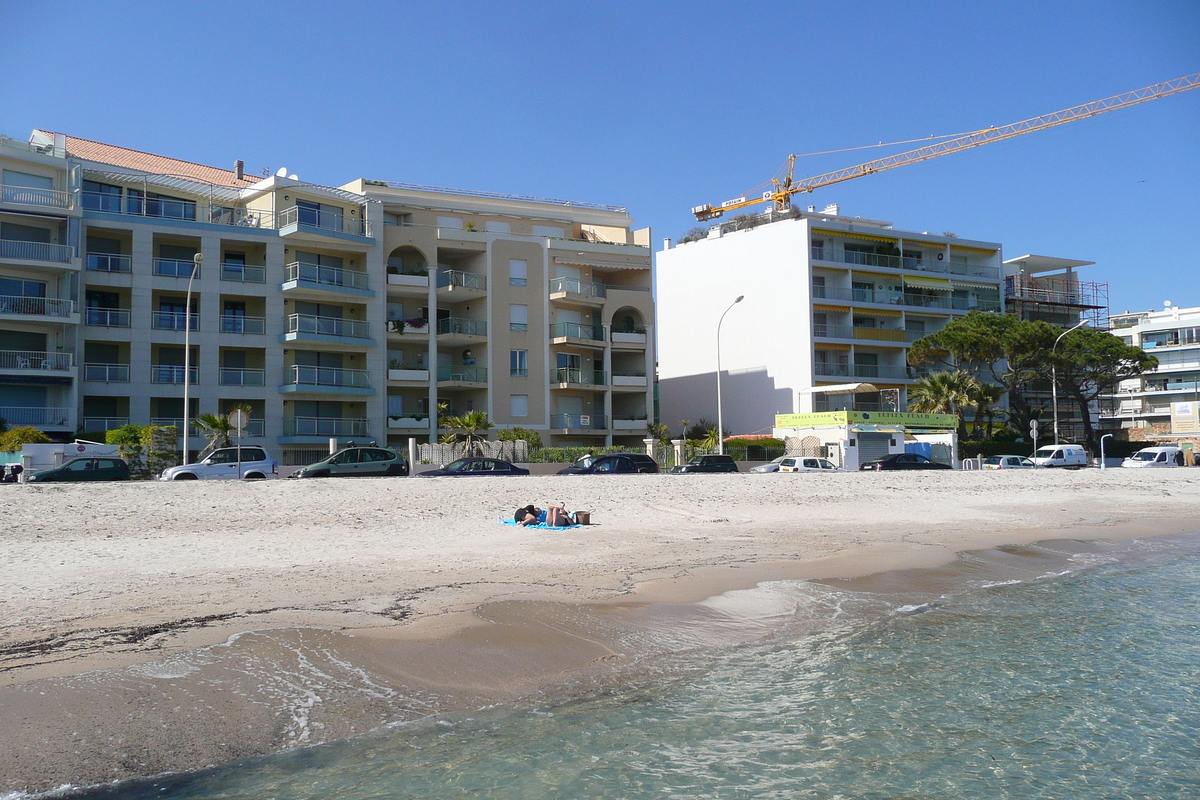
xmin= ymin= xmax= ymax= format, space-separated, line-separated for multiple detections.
xmin=443 ymin=459 xmax=472 ymax=472
xmin=1129 ymin=451 xmax=1161 ymax=461
xmin=984 ymin=457 xmax=1002 ymax=465
xmin=1034 ymin=447 xmax=1061 ymax=458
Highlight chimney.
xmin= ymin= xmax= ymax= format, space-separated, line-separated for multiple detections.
xmin=234 ymin=160 xmax=244 ymax=180
xmin=663 ymin=238 xmax=673 ymax=250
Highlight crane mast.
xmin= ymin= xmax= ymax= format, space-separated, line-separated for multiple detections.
xmin=692 ymin=73 xmax=1200 ymax=222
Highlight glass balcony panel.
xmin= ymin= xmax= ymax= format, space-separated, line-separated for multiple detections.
xmin=82 ymin=417 xmax=129 ymax=432
xmin=550 ymin=413 xmax=607 ymax=430
xmin=436 ymin=317 xmax=487 ymax=337
xmin=437 ymin=365 xmax=488 ymax=383
xmin=286 ymin=314 xmax=370 ymax=339
xmin=219 ymin=368 xmax=266 ymax=386
xmin=220 ymin=315 xmax=266 ymax=334
xmin=287 ymin=365 xmax=371 ymax=388
xmin=285 ymin=261 xmax=369 ymax=290
xmin=220 ymin=263 xmax=266 ymax=283
xmin=282 ymin=417 xmax=369 ymax=437
xmin=151 ymin=311 xmax=199 ymax=331
xmin=83 ymin=363 xmax=130 ymax=382
xmin=86 ymin=253 xmax=132 ymax=273
xmin=549 ymin=321 xmax=603 ymax=341
xmin=85 ymin=307 xmax=130 ymax=327
xmin=436 ymin=270 xmax=487 ymax=291
xmin=150 ymin=365 xmax=198 ymax=384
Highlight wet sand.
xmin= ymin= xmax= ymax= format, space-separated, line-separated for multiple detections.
xmin=2 ymin=469 xmax=1199 ymax=794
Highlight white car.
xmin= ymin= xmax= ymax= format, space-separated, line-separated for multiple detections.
xmin=749 ymin=456 xmax=787 ymax=474
xmin=983 ymin=455 xmax=1037 ymax=469
xmin=779 ymin=457 xmax=841 ymax=472
xmin=1123 ymin=445 xmax=1184 ymax=468
xmin=159 ymin=446 xmax=278 ymax=480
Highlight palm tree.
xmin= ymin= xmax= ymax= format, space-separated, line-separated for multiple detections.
xmin=442 ymin=410 xmax=493 ymax=456
xmin=908 ymin=371 xmax=978 ymax=439
xmin=192 ymin=404 xmax=253 ymax=460
xmin=967 ymin=383 xmax=1005 ymax=440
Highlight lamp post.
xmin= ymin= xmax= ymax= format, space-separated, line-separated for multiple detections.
xmin=716 ymin=295 xmax=744 ymax=455
xmin=1100 ymin=433 xmax=1113 ymax=470
xmin=182 ymin=252 xmax=202 ymax=464
xmin=1051 ymin=319 xmax=1088 ymax=445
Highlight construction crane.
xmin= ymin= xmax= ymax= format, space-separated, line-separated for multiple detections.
xmin=692 ymin=73 xmax=1200 ymax=222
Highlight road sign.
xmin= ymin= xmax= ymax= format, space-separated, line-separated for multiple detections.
xmin=229 ymin=409 xmax=250 ymax=432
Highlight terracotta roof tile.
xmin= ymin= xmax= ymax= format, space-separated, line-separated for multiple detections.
xmin=40 ymin=131 xmax=259 ymax=188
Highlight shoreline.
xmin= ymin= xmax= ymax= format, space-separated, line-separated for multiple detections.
xmin=2 ymin=471 xmax=1199 ymax=794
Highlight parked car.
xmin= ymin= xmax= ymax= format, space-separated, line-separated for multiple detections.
xmin=749 ymin=456 xmax=787 ymax=473
xmin=983 ymin=455 xmax=1038 ymax=470
xmin=558 ymin=454 xmax=657 ymax=474
xmin=160 ymin=446 xmax=278 ymax=481
xmin=291 ymin=445 xmax=409 ymax=478
xmin=1032 ymin=444 xmax=1089 ymax=469
xmin=780 ymin=457 xmax=841 ymax=472
xmin=29 ymin=456 xmax=130 ymax=483
xmin=671 ymin=454 xmax=739 ymax=473
xmin=1122 ymin=445 xmax=1184 ymax=468
xmin=859 ymin=453 xmax=953 ymax=471
xmin=418 ymin=457 xmax=530 ymax=477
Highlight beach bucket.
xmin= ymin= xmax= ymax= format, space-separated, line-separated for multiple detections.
xmin=574 ymin=511 xmax=591 ymax=525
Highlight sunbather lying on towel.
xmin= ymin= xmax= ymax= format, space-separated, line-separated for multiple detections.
xmin=515 ymin=503 xmax=573 ymax=526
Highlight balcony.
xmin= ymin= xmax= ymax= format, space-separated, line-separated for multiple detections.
xmin=612 ymin=371 xmax=648 ymax=389
xmin=813 ymin=324 xmax=915 ymax=343
xmin=150 ymin=365 xmax=198 ymax=384
xmin=221 ymin=263 xmax=266 ymax=284
xmin=86 ymin=253 xmax=131 ymax=273
xmin=0 ymin=350 xmax=74 ymax=371
xmin=387 ymin=413 xmax=431 ymax=430
xmin=276 ymin=205 xmax=370 ymax=240
xmin=436 ymin=316 xmax=487 ymax=344
xmin=550 ymin=277 xmax=606 ymax=306
xmin=281 ymin=364 xmax=373 ymax=395
xmin=0 ymin=295 xmax=77 ymax=319
xmin=437 ymin=364 xmax=488 ymax=386
xmin=283 ymin=261 xmax=372 ymax=298
xmin=554 ymin=367 xmax=607 ymax=388
xmin=436 ymin=270 xmax=488 ymax=301
xmin=82 ymin=191 xmax=275 ymax=230
xmin=814 ymin=363 xmax=912 ymax=381
xmin=812 ymin=286 xmax=1001 ymax=313
xmin=0 ymin=239 xmax=75 ymax=265
xmin=0 ymin=406 xmax=71 ymax=426
xmin=388 ymin=367 xmax=430 ymax=382
xmin=282 ymin=416 xmax=370 ymax=437
xmin=811 ymin=246 xmax=1000 ymax=281
xmin=219 ymin=367 xmax=266 ymax=386
xmin=151 ymin=311 xmax=199 ymax=331
xmin=611 ymin=330 xmax=647 ymax=347
xmin=387 ymin=271 xmax=429 ymax=290
xmin=283 ymin=314 xmax=373 ymax=346
xmin=85 ymin=307 xmax=131 ymax=327
xmin=1 ymin=183 xmax=72 ymax=209
xmin=82 ymin=417 xmax=129 ymax=432
xmin=220 ymin=315 xmax=266 ymax=335
xmin=550 ymin=321 xmax=604 ymax=347
xmin=550 ymin=413 xmax=607 ymax=431
xmin=612 ymin=417 xmax=649 ymax=431
xmin=153 ymin=258 xmax=199 ymax=279
xmin=84 ymin=363 xmax=130 ymax=382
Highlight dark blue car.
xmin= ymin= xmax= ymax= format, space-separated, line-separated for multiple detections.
xmin=418 ymin=457 xmax=530 ymax=477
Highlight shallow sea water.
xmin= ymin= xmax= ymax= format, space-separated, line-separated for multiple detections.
xmin=55 ymin=534 xmax=1200 ymax=799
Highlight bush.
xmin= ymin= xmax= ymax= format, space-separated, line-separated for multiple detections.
xmin=498 ymin=427 xmax=543 ymax=449
xmin=106 ymin=424 xmax=180 ymax=479
xmin=0 ymin=426 xmax=51 ymax=452
xmin=527 ymin=446 xmax=629 ymax=464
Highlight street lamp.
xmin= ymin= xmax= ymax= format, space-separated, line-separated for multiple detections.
xmin=182 ymin=252 xmax=202 ymax=464
xmin=1100 ymin=433 xmax=1113 ymax=470
xmin=716 ymin=295 xmax=744 ymax=455
xmin=1051 ymin=319 xmax=1088 ymax=445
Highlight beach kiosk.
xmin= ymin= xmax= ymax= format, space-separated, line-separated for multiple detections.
xmin=773 ymin=409 xmax=959 ymax=470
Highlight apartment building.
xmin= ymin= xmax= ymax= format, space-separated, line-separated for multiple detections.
xmin=0 ymin=131 xmax=654 ymax=463
xmin=656 ymin=206 xmax=1003 ymax=435
xmin=1102 ymin=304 xmax=1200 ymax=443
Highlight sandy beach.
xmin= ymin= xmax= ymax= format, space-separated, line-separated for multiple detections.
xmin=2 ymin=468 xmax=1199 ymax=795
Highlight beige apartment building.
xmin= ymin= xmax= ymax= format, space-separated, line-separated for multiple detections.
xmin=0 ymin=131 xmax=654 ymax=464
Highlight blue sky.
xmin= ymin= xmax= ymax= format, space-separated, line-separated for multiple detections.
xmin=4 ymin=0 xmax=1197 ymax=316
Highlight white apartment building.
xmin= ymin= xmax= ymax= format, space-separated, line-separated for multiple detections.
xmin=1103 ymin=304 xmax=1200 ymax=442
xmin=657 ymin=206 xmax=1003 ymax=436
xmin=0 ymin=131 xmax=653 ymax=464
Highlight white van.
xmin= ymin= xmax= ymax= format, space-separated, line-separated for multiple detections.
xmin=1032 ymin=444 xmax=1089 ymax=469
xmin=1122 ymin=445 xmax=1183 ymax=468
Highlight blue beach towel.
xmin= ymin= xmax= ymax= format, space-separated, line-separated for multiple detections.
xmin=500 ymin=519 xmax=582 ymax=530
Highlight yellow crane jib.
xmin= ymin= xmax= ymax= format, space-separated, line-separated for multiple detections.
xmin=692 ymin=72 xmax=1200 ymax=222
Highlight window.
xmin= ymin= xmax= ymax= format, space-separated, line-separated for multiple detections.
xmin=509 ymin=304 xmax=528 ymax=331
xmin=297 ymin=200 xmax=343 ymax=231
xmin=811 ymin=275 xmax=826 ymax=298
xmin=510 ymin=350 xmax=527 ymax=377
xmin=436 ymin=216 xmax=463 ymax=230
xmin=852 ymin=281 xmax=875 ymax=303
xmin=384 ymin=212 xmax=413 ymax=226
xmin=82 ymin=180 xmax=122 ymax=212
xmin=509 ymin=259 xmax=527 ymax=286
xmin=510 ymin=394 xmax=529 ymax=417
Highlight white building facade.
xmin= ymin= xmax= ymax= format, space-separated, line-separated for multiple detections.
xmin=656 ymin=208 xmax=1003 ymax=436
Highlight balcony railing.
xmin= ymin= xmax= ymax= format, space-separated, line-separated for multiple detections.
xmin=221 ymin=263 xmax=266 ymax=283
xmin=436 ymin=269 xmax=487 ymax=291
xmin=282 ymin=416 xmax=369 ymax=437
xmin=152 ymin=311 xmax=199 ymax=331
xmin=150 ymin=365 xmax=198 ymax=384
xmin=814 ymin=363 xmax=912 ymax=380
xmin=550 ymin=277 xmax=606 ymax=298
xmin=84 ymin=363 xmax=130 ymax=382
xmin=277 ymin=205 xmax=368 ymax=236
xmin=1 ymin=183 xmax=71 ymax=208
xmin=555 ymin=367 xmax=607 ymax=386
xmin=0 ymin=296 xmax=76 ymax=317
xmin=287 ymin=314 xmax=370 ymax=339
xmin=437 ymin=364 xmax=488 ymax=383
xmin=85 ymin=307 xmax=130 ymax=327
xmin=813 ymin=325 xmax=918 ymax=342
xmin=811 ymin=245 xmax=1000 ymax=280
xmin=86 ymin=253 xmax=132 ymax=273
xmin=220 ymin=315 xmax=266 ymax=335
xmin=437 ymin=317 xmax=487 ymax=337
xmin=219 ymin=367 xmax=266 ymax=386
xmin=285 ymin=261 xmax=370 ymax=291
xmin=550 ymin=321 xmax=603 ymax=341
xmin=82 ymin=417 xmax=129 ymax=432
xmin=286 ymin=364 xmax=371 ymax=389
xmin=0 ymin=406 xmax=70 ymax=426
xmin=149 ymin=418 xmax=200 ymax=435
xmin=550 ymin=413 xmax=607 ymax=430
xmin=153 ymin=258 xmax=199 ymax=279
xmin=812 ymin=285 xmax=1001 ymax=312
xmin=0 ymin=350 xmax=73 ymax=370
xmin=0 ymin=239 xmax=75 ymax=263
